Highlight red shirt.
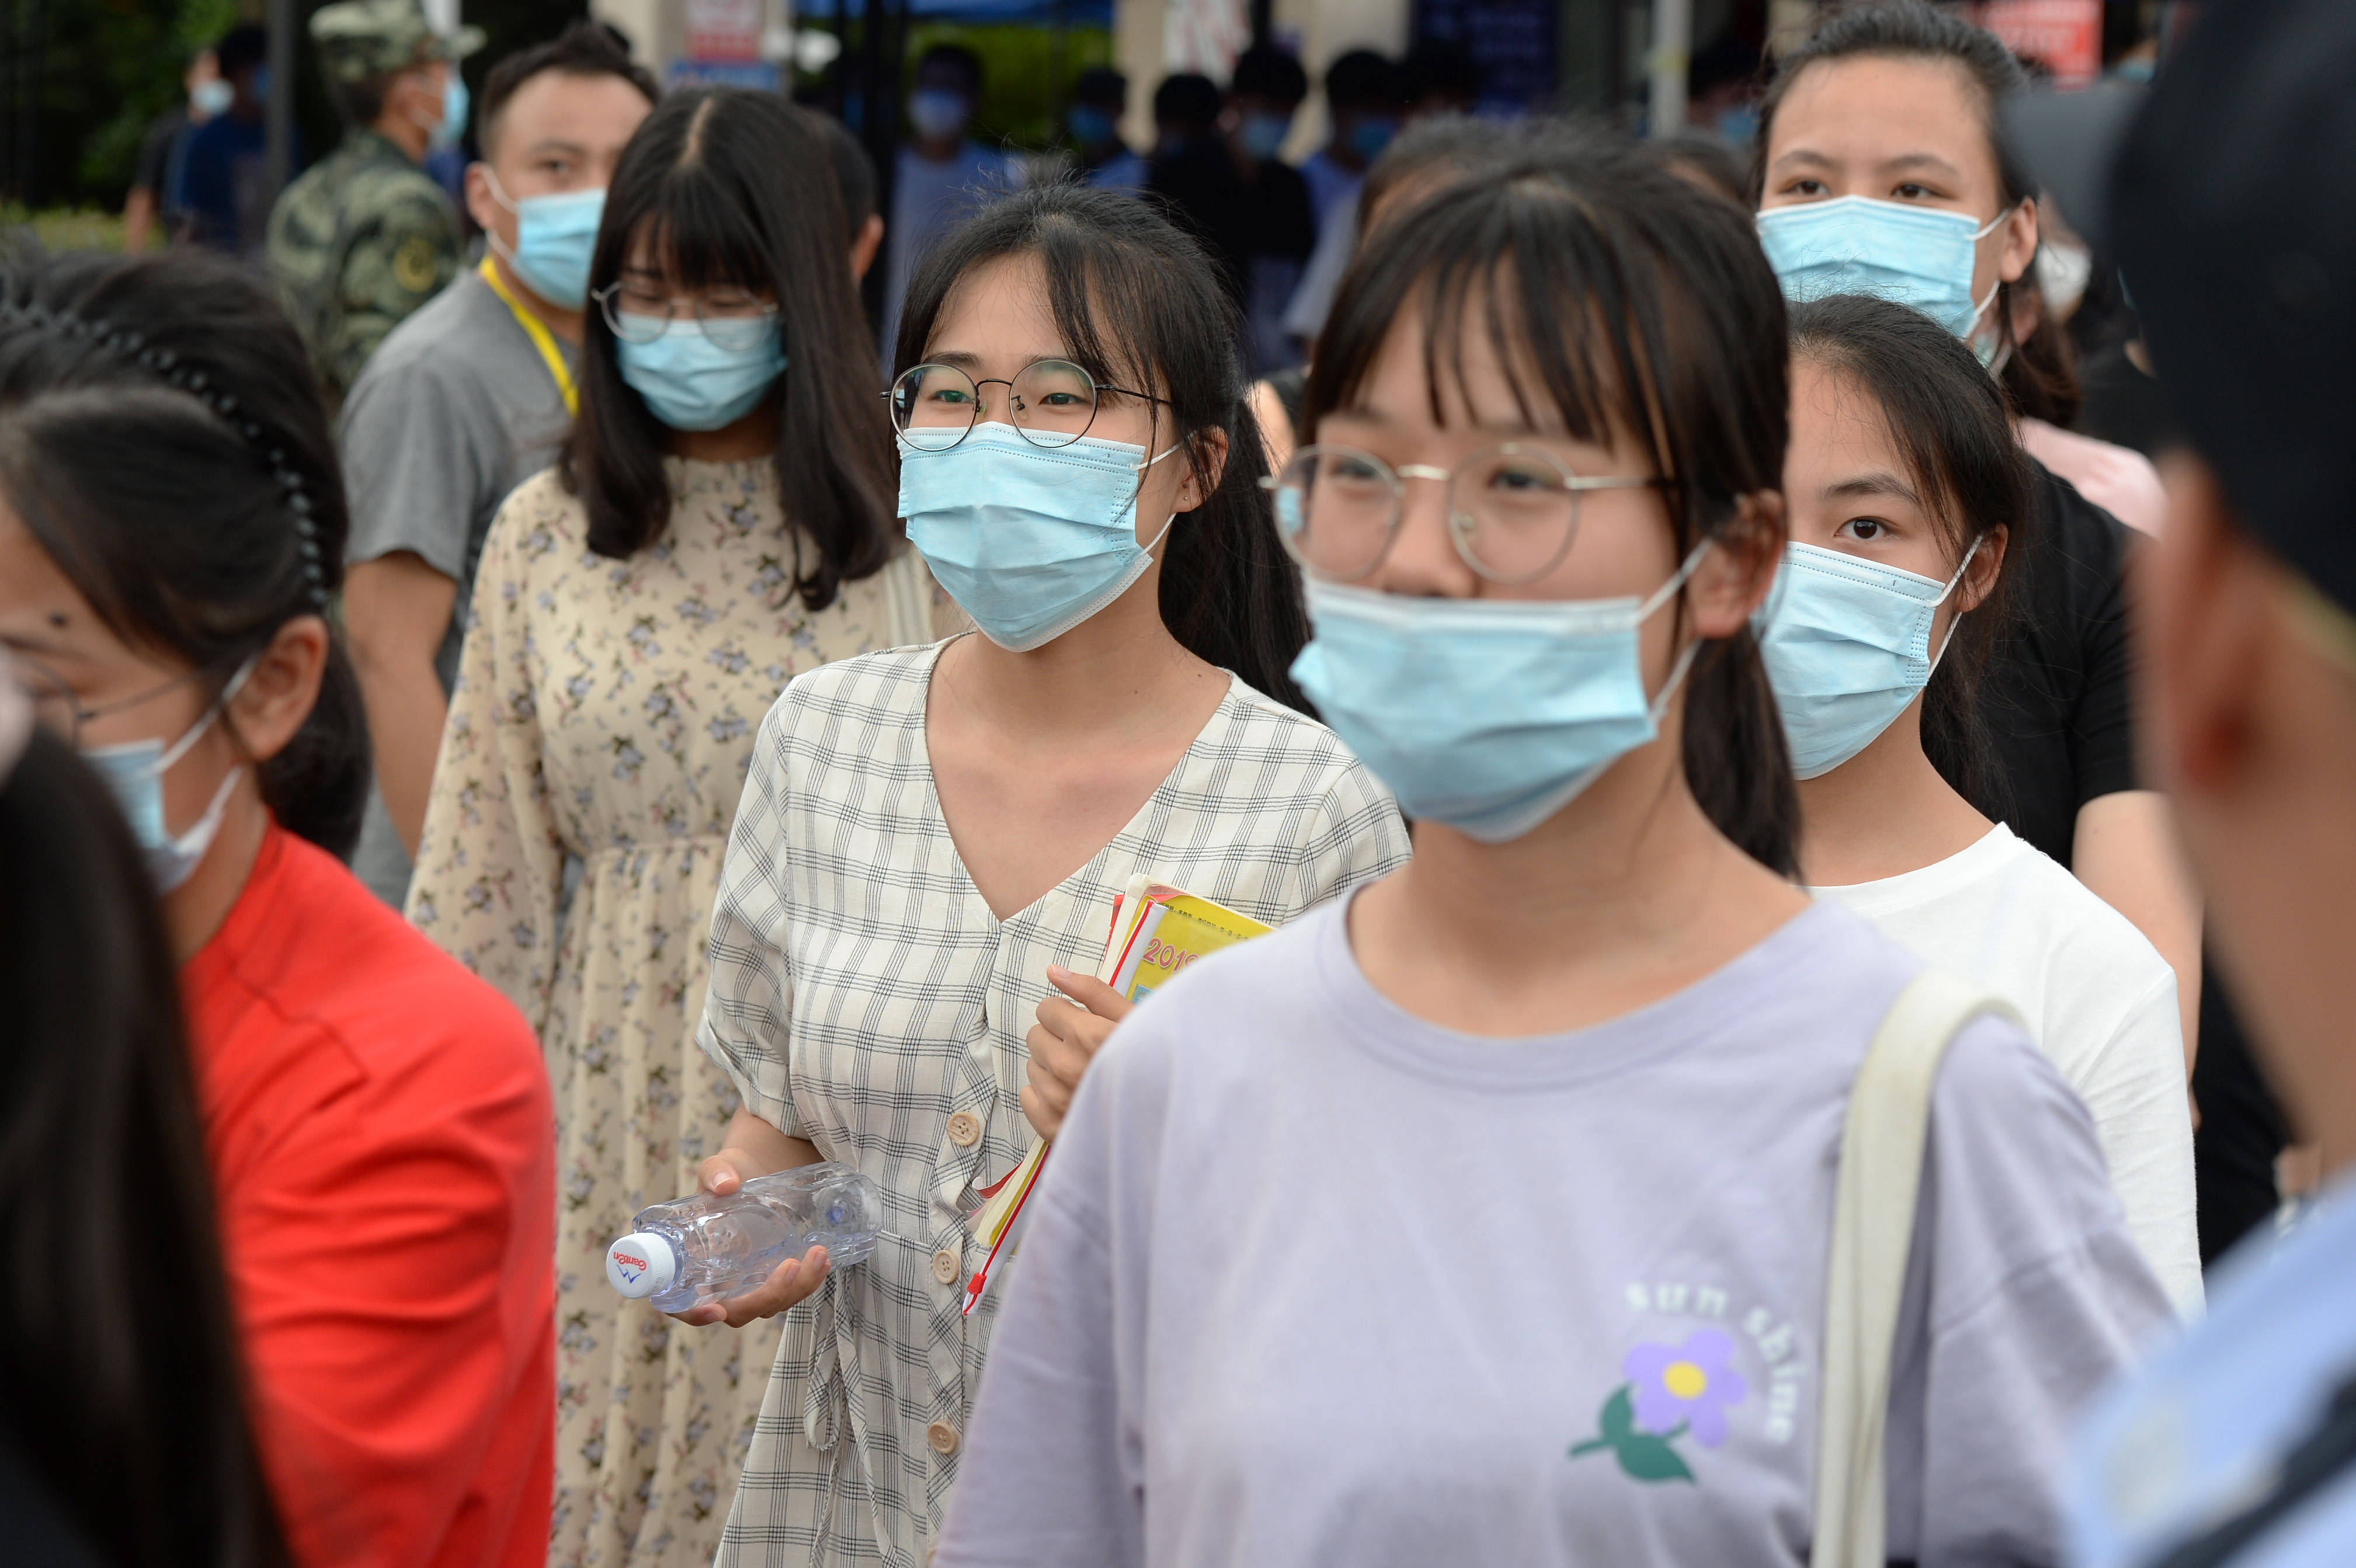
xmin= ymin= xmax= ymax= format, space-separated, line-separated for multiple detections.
xmin=182 ymin=827 xmax=555 ymax=1568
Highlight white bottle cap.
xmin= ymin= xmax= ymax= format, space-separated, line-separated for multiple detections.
xmin=606 ymin=1233 xmax=678 ymax=1299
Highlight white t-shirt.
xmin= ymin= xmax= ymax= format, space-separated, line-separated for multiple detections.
xmin=1813 ymin=823 xmax=2201 ymax=1315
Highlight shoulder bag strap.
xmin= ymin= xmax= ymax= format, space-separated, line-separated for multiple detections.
xmin=1811 ymin=969 xmax=2026 ymax=1568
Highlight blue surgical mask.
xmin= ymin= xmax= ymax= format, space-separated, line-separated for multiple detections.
xmin=910 ymin=89 xmax=970 ymax=141
xmin=615 ymin=319 xmax=786 ymax=432
xmin=1289 ymin=550 xmax=1708 ymax=843
xmin=1756 ymin=539 xmax=1981 ymax=780
xmin=1241 ymin=113 xmax=1292 ymax=161
xmin=1349 ymin=115 xmax=1399 ymax=162
xmin=1069 ymin=105 xmax=1116 ymax=151
xmin=437 ymin=71 xmax=469 ymax=150
xmin=898 ymin=422 xmax=1179 ymax=652
xmin=81 ymin=659 xmax=255 ymax=892
xmin=192 ymin=78 xmax=234 ymax=117
xmin=485 ymin=171 xmax=604 ymax=308
xmin=1756 ymin=196 xmax=2009 ymax=340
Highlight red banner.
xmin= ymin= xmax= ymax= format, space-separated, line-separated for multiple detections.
xmin=1975 ymin=0 xmax=2103 ymax=88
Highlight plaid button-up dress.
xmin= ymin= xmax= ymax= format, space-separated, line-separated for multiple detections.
xmin=697 ymin=641 xmax=1410 ymax=1567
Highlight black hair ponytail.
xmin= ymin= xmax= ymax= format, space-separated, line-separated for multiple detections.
xmin=0 ymin=248 xmax=371 ymax=860
xmin=891 ymin=182 xmax=1313 ymax=711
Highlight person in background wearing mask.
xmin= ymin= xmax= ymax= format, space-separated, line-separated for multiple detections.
xmin=121 ymin=44 xmax=223 ymax=253
xmin=1299 ymin=48 xmax=1404 ymax=234
xmin=1754 ymin=0 xmax=2205 ymax=1075
xmin=268 ymin=0 xmax=476 ymax=406
xmin=176 ymin=26 xmax=288 ymax=259
xmin=338 ymin=22 xmax=656 ymax=910
xmin=2066 ymin=3 xmax=2356 ymax=1562
xmin=1149 ymin=46 xmax=1317 ymax=373
xmin=402 ymin=90 xmax=932 ymax=1568
xmin=1764 ymin=293 xmax=2198 ymax=1315
xmin=879 ymin=44 xmax=1010 ymax=370
xmin=0 ymin=247 xmax=555 ymax=1568
xmin=1069 ymin=65 xmax=1146 ymax=196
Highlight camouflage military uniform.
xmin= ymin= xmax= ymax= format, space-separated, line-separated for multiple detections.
xmin=268 ymin=130 xmax=462 ymax=400
xmin=265 ymin=0 xmax=481 ymax=401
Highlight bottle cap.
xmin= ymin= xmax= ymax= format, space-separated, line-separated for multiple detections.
xmin=606 ymin=1232 xmax=678 ymax=1299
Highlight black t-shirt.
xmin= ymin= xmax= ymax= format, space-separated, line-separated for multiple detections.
xmin=1975 ymin=459 xmax=2141 ymax=867
xmin=2075 ymin=339 xmax=2184 ymax=460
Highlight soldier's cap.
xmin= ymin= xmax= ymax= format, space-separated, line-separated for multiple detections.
xmin=310 ymin=0 xmax=485 ymax=84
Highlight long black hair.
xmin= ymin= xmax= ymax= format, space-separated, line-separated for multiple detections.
xmin=0 ymin=248 xmax=370 ymax=859
xmin=893 ymin=182 xmax=1313 ymax=711
xmin=1305 ymin=137 xmax=1801 ymax=876
xmin=1787 ymin=293 xmax=2030 ymax=815
xmin=1754 ymin=0 xmax=2080 ymax=427
xmin=563 ymin=88 xmax=899 ymax=606
xmin=0 ymin=726 xmax=290 ymax=1566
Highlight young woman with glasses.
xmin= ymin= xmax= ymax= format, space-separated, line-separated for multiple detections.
xmin=684 ymin=182 xmax=1409 ymax=1565
xmin=931 ymin=142 xmax=2171 ymax=1568
xmin=0 ymin=248 xmax=554 ymax=1568
xmin=401 ymin=88 xmax=933 ymax=1568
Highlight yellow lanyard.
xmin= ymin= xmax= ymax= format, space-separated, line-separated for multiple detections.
xmin=477 ymin=255 xmax=579 ymax=417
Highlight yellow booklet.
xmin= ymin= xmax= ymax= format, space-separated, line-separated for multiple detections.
xmin=961 ymin=875 xmax=1271 ymax=1315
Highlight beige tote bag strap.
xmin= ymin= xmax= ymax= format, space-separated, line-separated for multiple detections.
xmin=1810 ymin=970 xmax=2025 ymax=1568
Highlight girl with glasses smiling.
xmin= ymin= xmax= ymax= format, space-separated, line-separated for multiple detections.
xmin=932 ymin=141 xmax=2170 ymax=1568
xmin=686 ymin=182 xmax=1409 ymax=1565
xmin=402 ymin=88 xmax=936 ymax=1568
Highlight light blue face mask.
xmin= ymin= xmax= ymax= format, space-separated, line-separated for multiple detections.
xmin=419 ymin=69 xmax=469 ymax=152
xmin=1240 ymin=113 xmax=1292 ymax=161
xmin=485 ymin=171 xmax=603 ymax=308
xmin=1288 ymin=550 xmax=1707 ymax=843
xmin=1756 ymin=538 xmax=1980 ymax=780
xmin=81 ymin=658 xmax=255 ymax=892
xmin=192 ymin=78 xmax=234 ymax=117
xmin=1349 ymin=115 xmax=1399 ymax=162
xmin=909 ymin=89 xmax=969 ymax=141
xmin=1756 ymin=196 xmax=2008 ymax=340
xmin=616 ymin=319 xmax=786 ymax=432
xmin=899 ymin=421 xmax=1179 ymax=652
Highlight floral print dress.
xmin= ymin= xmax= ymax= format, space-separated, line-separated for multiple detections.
xmin=407 ymin=460 xmax=933 ymax=1568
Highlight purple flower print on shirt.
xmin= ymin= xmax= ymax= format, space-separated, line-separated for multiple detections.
xmin=1625 ymin=1329 xmax=1749 ymax=1448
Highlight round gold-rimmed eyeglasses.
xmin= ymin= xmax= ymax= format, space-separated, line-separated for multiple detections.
xmin=1262 ymin=442 xmax=1669 ymax=585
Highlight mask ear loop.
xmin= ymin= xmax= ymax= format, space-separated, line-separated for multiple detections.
xmin=1924 ymin=535 xmax=1986 ymax=677
xmin=148 ymin=653 xmax=260 ymax=778
xmin=1966 ymin=203 xmax=2023 ymax=366
xmin=1132 ymin=436 xmax=1190 ymax=554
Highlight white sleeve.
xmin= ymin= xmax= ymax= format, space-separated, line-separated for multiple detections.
xmin=2073 ymin=969 xmax=2203 ymax=1317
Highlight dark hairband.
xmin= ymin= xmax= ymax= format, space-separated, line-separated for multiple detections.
xmin=0 ymin=298 xmax=329 ymax=611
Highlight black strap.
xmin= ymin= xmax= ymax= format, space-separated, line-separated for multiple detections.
xmin=2150 ymin=1373 xmax=2356 ymax=1568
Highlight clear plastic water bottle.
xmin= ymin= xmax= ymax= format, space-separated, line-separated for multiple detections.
xmin=605 ymin=1162 xmax=882 ymax=1313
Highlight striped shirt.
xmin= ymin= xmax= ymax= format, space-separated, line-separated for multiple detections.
xmin=698 ymin=638 xmax=1411 ymax=1566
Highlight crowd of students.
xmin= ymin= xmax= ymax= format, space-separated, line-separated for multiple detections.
xmin=4 ymin=1 xmax=2354 ymax=1566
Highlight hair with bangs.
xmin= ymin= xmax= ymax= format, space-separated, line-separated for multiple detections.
xmin=892 ymin=181 xmax=1312 ymax=710
xmin=1787 ymin=293 xmax=2028 ymax=815
xmin=1753 ymin=1 xmax=2082 ymax=427
xmin=561 ymin=88 xmax=898 ymax=603
xmin=1305 ymin=138 xmax=1801 ymax=874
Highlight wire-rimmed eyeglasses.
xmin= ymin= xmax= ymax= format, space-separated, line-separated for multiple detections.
xmin=1262 ymin=442 xmax=1669 ymax=585
xmin=5 ymin=651 xmax=204 ymax=746
xmin=885 ymin=359 xmax=1169 ymax=450
xmin=592 ymin=283 xmax=780 ymax=352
